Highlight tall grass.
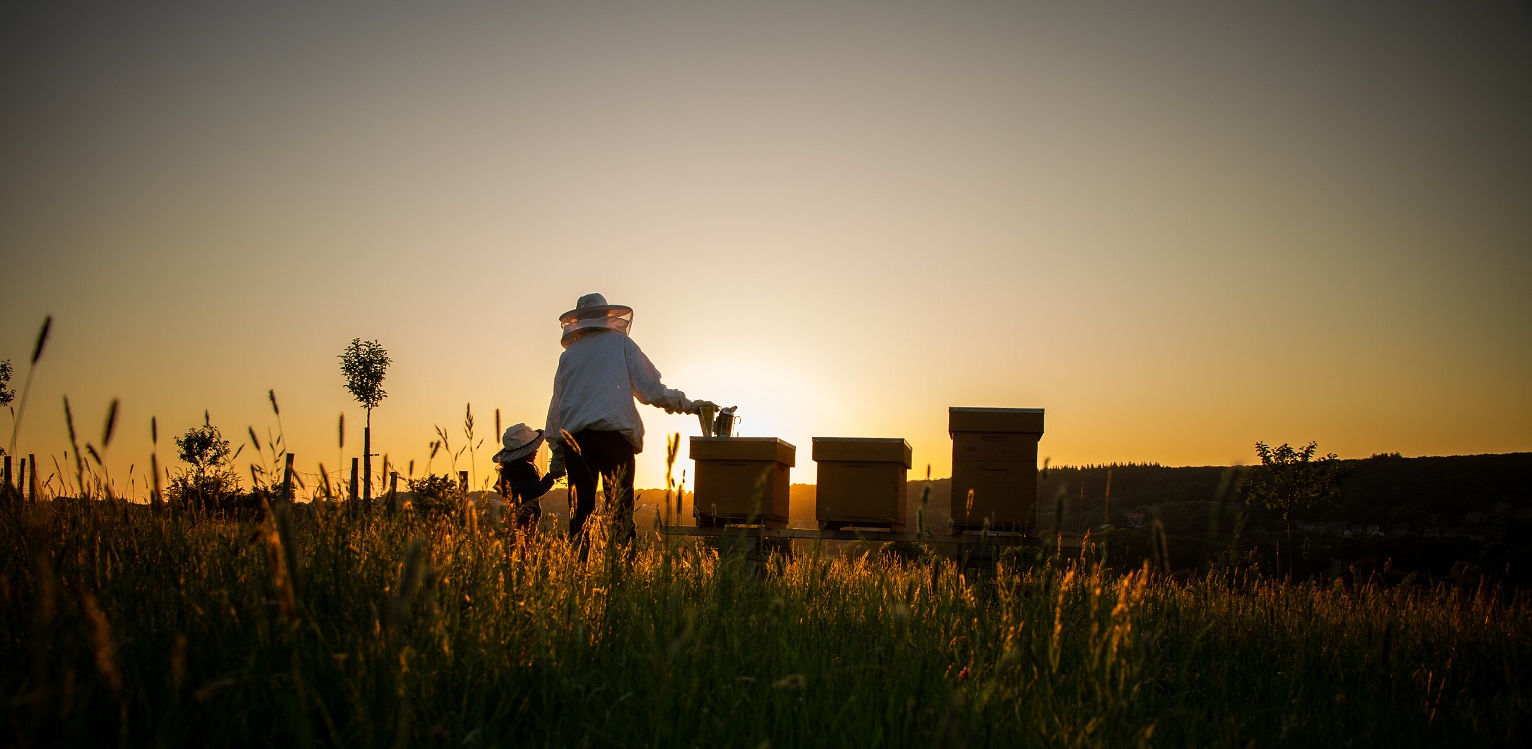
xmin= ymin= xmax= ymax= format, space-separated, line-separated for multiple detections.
xmin=2 ymin=496 xmax=1526 ymax=748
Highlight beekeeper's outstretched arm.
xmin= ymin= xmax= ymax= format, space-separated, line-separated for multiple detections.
xmin=624 ymin=337 xmax=713 ymax=415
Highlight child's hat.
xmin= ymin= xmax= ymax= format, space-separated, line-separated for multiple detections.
xmin=492 ymin=424 xmax=545 ymax=463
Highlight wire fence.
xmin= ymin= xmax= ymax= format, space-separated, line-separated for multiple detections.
xmin=1 ymin=447 xmax=506 ymax=505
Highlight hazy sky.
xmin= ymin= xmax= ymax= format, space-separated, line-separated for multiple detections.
xmin=2 ymin=1 xmax=1529 ymax=496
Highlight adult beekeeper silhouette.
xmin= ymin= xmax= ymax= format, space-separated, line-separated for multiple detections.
xmin=546 ymin=293 xmax=716 ymax=549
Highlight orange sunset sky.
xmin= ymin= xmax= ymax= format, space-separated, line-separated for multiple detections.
xmin=2 ymin=1 xmax=1529 ymax=495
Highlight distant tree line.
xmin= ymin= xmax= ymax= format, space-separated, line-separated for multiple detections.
xmin=1034 ymin=452 xmax=1532 ymax=526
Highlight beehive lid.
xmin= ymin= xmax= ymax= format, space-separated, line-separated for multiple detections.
xmin=948 ymin=407 xmax=1045 ymax=435
xmin=690 ymin=437 xmax=796 ymax=467
xmin=812 ymin=438 xmax=913 ymax=467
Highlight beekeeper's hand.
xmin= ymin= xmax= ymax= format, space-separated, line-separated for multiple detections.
xmin=667 ymin=397 xmax=709 ymax=415
xmin=688 ymin=399 xmax=718 ymax=415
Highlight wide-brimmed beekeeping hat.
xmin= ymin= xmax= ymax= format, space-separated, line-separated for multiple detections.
xmin=559 ymin=292 xmax=633 ymax=347
xmin=492 ymin=423 xmax=545 ymax=463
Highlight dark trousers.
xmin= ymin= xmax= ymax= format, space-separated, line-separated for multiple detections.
xmin=563 ymin=429 xmax=637 ymax=544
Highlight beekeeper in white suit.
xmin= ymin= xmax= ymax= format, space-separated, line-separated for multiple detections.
xmin=546 ymin=293 xmax=714 ymax=545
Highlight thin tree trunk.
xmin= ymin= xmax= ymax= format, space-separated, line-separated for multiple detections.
xmin=364 ymin=410 xmax=372 ymax=504
xmin=1284 ymin=517 xmax=1295 ymax=581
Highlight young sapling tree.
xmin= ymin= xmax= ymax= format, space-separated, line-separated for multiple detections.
xmin=1242 ymin=440 xmax=1341 ymax=579
xmin=340 ymin=338 xmax=391 ymax=505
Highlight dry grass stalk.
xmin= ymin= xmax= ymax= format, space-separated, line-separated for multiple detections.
xmin=80 ymin=591 xmax=123 ymax=692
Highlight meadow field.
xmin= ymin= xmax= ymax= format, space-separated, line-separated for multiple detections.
xmin=2 ymin=495 xmax=1527 ymax=749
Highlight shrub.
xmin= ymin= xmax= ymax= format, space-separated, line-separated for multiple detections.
xmin=407 ymin=473 xmax=463 ymax=518
xmin=165 ymin=473 xmax=241 ymax=511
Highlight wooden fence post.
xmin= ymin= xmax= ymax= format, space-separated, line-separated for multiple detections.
xmin=16 ymin=458 xmax=25 ymax=504
xmin=369 ymin=456 xmax=385 ymax=515
xmin=350 ymin=458 xmax=360 ymax=504
xmin=281 ymin=453 xmax=295 ymax=505
xmin=3 ymin=455 xmax=10 ymax=500
xmin=28 ymin=454 xmax=36 ymax=502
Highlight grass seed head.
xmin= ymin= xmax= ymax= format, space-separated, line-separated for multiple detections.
xmin=30 ymin=315 xmax=52 ymax=365
xmin=102 ymin=398 xmax=118 ymax=448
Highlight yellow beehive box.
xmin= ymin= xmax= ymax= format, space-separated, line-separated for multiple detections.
xmin=690 ymin=437 xmax=794 ymax=528
xmin=949 ymin=407 xmax=1044 ymax=531
xmin=812 ymin=438 xmax=912 ymax=529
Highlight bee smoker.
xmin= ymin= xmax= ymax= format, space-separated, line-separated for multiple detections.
xmin=713 ymin=406 xmax=738 ymax=438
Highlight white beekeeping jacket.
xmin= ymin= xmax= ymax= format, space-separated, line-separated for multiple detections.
xmin=545 ymin=328 xmax=693 ymax=472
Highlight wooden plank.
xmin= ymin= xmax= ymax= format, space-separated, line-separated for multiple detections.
xmin=654 ymin=523 xmax=1071 ymax=547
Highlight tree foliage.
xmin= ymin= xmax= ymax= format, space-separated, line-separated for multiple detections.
xmin=339 ymin=338 xmax=391 ymax=412
xmin=1243 ymin=441 xmax=1341 ymax=516
xmin=176 ymin=424 xmax=232 ymax=480
xmin=0 ymin=359 xmax=11 ymax=457
xmin=0 ymin=359 xmax=13 ymax=408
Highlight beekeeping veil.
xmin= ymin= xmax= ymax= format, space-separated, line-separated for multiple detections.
xmin=559 ymin=293 xmax=634 ymax=348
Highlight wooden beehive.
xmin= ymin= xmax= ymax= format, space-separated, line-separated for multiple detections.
xmin=812 ymin=437 xmax=912 ymax=530
xmin=690 ymin=437 xmax=794 ymax=528
xmin=949 ymin=407 xmax=1044 ymax=532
